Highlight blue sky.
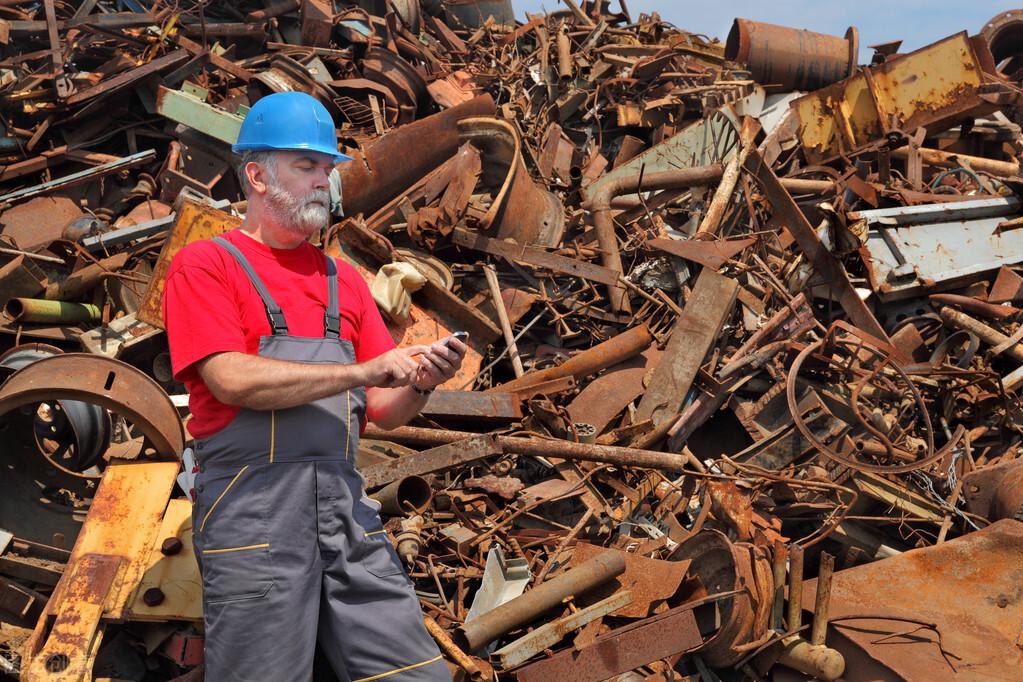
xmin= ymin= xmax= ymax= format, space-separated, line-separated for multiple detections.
xmin=511 ymin=1 xmax=1021 ymax=64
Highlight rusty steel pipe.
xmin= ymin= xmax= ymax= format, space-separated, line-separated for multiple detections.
xmin=424 ymin=616 xmax=484 ymax=681
xmin=336 ymin=95 xmax=495 ymax=218
xmin=940 ymin=307 xmax=1023 ymax=363
xmin=982 ymin=10 xmax=1023 ymax=67
xmin=456 ymin=550 xmax=626 ymax=651
xmin=557 ymin=25 xmax=572 ymax=80
xmin=583 ymin=165 xmax=724 ymax=312
xmin=725 ymin=18 xmax=858 ymax=92
xmin=490 ymin=323 xmax=653 ymax=394
xmin=811 ymin=552 xmax=835 ymax=647
xmin=891 ymin=146 xmax=1020 ymax=178
xmin=368 ymin=475 xmax=433 ymax=515
xmin=363 ymin=424 xmax=694 ymax=471
xmin=787 ymin=543 xmax=804 ymax=630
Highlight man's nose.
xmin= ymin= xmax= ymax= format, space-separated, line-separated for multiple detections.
xmin=312 ymin=167 xmax=330 ymax=190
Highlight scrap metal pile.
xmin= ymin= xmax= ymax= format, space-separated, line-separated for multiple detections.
xmin=3 ymin=1 xmax=1023 ymax=680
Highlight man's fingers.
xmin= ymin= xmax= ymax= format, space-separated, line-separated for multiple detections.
xmin=403 ymin=345 xmax=431 ymax=357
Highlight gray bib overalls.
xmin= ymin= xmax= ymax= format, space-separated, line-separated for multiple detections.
xmin=191 ymin=237 xmax=447 ymax=682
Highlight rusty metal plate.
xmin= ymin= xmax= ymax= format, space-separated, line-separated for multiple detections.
xmin=0 ymin=354 xmax=185 ymax=458
xmin=0 ymin=196 xmax=82 ymax=251
xmin=567 ymin=366 xmax=647 ymax=434
xmin=801 ymin=519 xmax=1023 ymax=681
xmin=570 ymin=542 xmax=690 ymax=618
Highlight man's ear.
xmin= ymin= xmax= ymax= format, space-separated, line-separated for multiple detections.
xmin=245 ymin=161 xmax=269 ymax=195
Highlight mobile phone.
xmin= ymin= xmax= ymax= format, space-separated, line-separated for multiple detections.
xmin=445 ymin=331 xmax=469 ymax=346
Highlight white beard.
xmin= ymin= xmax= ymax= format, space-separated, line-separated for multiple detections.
xmin=265 ymin=185 xmax=331 ymax=239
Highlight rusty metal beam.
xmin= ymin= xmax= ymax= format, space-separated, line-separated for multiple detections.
xmin=359 ymin=435 xmax=503 ymax=489
xmin=452 ymin=227 xmax=620 ymax=286
xmin=636 ymin=268 xmax=739 ymax=428
xmin=513 ymin=599 xmax=704 ymax=681
xmin=743 ymin=150 xmax=890 ymax=342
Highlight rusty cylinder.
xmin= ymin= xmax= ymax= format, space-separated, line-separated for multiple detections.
xmin=725 ymin=18 xmax=858 ymax=92
xmin=369 ymin=475 xmax=433 ymax=515
xmin=456 ymin=551 xmax=626 ymax=651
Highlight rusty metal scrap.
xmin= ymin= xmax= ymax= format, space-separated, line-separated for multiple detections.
xmin=5 ymin=2 xmax=1023 ymax=681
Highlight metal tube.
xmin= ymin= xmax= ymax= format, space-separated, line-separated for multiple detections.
xmin=771 ymin=540 xmax=787 ymax=631
xmin=940 ymin=307 xmax=1023 ymax=363
xmin=456 ymin=551 xmax=626 ymax=651
xmin=424 ymin=615 xmax=485 ymax=681
xmin=787 ymin=543 xmax=804 ymax=631
xmin=929 ymin=293 xmax=1018 ymax=320
xmin=483 ymin=264 xmax=524 ymax=377
xmin=556 ymin=25 xmax=572 ymax=80
xmin=891 ymin=145 xmax=1019 ymax=178
xmin=582 ymin=164 xmax=725 ymax=313
xmin=725 ymin=18 xmax=858 ymax=92
xmin=368 ymin=476 xmax=433 ymax=515
xmin=5 ymin=298 xmax=101 ymax=324
xmin=811 ymin=552 xmax=835 ymax=646
xmin=491 ymin=323 xmax=653 ymax=393
xmin=363 ymin=424 xmax=694 ymax=471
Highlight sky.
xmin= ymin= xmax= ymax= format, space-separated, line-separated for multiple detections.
xmin=510 ymin=1 xmax=1022 ymax=64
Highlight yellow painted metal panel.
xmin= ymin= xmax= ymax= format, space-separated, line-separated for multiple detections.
xmin=127 ymin=498 xmax=203 ymax=622
xmin=794 ymin=32 xmax=991 ymax=163
xmin=22 ymin=461 xmax=179 ymax=681
xmin=137 ymin=196 xmax=243 ymax=328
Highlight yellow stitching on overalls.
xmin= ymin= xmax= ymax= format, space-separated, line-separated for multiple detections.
xmin=269 ymin=409 xmax=276 ymax=463
xmin=352 ymin=655 xmax=443 ymax=682
xmin=201 ymin=543 xmax=270 ymax=554
xmin=344 ymin=390 xmax=351 ymax=462
xmin=364 ymin=529 xmax=386 ymax=538
xmin=200 ymin=465 xmax=250 ymax=532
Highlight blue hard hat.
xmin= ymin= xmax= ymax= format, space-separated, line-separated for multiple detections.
xmin=232 ymin=92 xmax=353 ymax=163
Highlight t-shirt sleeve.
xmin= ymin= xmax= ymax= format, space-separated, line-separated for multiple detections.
xmin=163 ymin=248 xmax=248 ymax=381
xmin=344 ymin=260 xmax=396 ymax=362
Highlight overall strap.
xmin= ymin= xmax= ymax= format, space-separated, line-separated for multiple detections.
xmin=324 ymin=255 xmax=340 ymax=339
xmin=213 ymin=237 xmax=289 ymax=336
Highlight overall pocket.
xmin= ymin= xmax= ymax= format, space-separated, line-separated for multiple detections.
xmin=194 ymin=465 xmax=274 ymax=602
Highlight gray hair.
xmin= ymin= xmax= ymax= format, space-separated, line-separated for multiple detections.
xmin=235 ymin=150 xmax=280 ymax=197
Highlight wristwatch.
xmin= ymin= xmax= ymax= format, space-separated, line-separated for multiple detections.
xmin=410 ymin=383 xmax=433 ymax=396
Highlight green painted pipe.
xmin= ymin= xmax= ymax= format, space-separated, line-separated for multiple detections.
xmin=5 ymin=298 xmax=101 ymax=324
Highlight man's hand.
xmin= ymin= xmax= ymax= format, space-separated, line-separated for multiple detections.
xmin=414 ymin=336 xmax=467 ymax=390
xmin=359 ymin=346 xmax=430 ymax=388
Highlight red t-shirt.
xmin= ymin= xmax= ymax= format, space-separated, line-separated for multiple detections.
xmin=162 ymin=228 xmax=395 ymax=439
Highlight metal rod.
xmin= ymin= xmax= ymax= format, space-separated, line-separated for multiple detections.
xmin=787 ymin=543 xmax=805 ymax=631
xmin=4 ymin=298 xmax=101 ymax=324
xmin=483 ymin=264 xmax=524 ymax=378
xmin=771 ymin=540 xmax=787 ymax=631
xmin=363 ymin=424 xmax=694 ymax=471
xmin=456 ymin=550 xmax=625 ymax=651
xmin=811 ymin=552 xmax=835 ymax=646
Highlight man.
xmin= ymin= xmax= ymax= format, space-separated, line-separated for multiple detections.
xmin=163 ymin=92 xmax=463 ymax=682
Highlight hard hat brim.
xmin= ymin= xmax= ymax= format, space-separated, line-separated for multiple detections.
xmin=231 ymin=142 xmax=354 ymax=164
